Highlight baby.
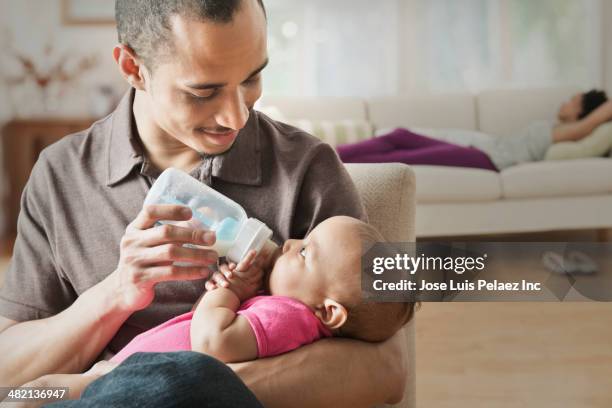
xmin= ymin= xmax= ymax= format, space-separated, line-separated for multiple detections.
xmin=110 ymin=215 xmax=415 ymax=364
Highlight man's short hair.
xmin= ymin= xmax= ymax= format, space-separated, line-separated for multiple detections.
xmin=115 ymin=0 xmax=266 ymax=69
xmin=580 ymin=89 xmax=609 ymax=120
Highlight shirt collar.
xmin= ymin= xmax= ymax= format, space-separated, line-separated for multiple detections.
xmin=106 ymin=88 xmax=262 ymax=187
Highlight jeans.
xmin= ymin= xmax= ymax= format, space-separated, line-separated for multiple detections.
xmin=46 ymin=351 xmax=264 ymax=408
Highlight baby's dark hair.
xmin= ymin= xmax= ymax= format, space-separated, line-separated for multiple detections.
xmin=335 ymin=221 xmax=416 ymax=342
xmin=580 ymin=89 xmax=608 ymax=120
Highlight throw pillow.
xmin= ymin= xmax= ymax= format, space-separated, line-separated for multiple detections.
xmin=285 ymin=119 xmax=374 ymax=146
xmin=545 ymin=122 xmax=612 ymax=161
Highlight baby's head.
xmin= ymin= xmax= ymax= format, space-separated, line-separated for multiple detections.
xmin=266 ymin=216 xmax=415 ymax=342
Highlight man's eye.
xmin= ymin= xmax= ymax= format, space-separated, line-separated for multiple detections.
xmin=299 ymin=247 xmax=306 ymax=258
xmin=243 ymin=75 xmax=261 ymax=86
xmin=187 ymin=91 xmax=217 ymax=102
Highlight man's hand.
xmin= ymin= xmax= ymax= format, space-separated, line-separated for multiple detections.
xmin=111 ymin=204 xmax=218 ymax=312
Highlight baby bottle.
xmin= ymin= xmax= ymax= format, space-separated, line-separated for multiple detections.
xmin=144 ymin=167 xmax=276 ymax=263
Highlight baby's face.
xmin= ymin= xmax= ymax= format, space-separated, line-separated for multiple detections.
xmin=266 ymin=216 xmax=362 ymax=308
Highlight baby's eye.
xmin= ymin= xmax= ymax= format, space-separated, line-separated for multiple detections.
xmin=299 ymin=247 xmax=306 ymax=258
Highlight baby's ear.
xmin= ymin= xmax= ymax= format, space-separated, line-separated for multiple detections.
xmin=315 ymin=299 xmax=347 ymax=330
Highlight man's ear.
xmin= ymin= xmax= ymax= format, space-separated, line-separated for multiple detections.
xmin=315 ymin=298 xmax=347 ymax=330
xmin=113 ymin=44 xmax=147 ymax=91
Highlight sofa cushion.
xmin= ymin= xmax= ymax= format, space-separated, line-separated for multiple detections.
xmin=477 ymin=87 xmax=579 ymax=137
xmin=410 ymin=127 xmax=495 ymax=147
xmin=367 ymin=93 xmax=477 ymax=131
xmin=411 ymin=165 xmax=501 ymax=203
xmin=501 ymin=158 xmax=612 ymax=199
xmin=285 ymin=119 xmax=374 ymax=146
xmin=257 ymin=96 xmax=367 ymax=121
xmin=544 ymin=123 xmax=612 ymax=161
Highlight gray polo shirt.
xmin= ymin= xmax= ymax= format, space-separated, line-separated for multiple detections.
xmin=0 ymin=89 xmax=366 ymax=353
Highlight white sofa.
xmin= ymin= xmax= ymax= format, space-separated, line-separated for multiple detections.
xmin=259 ymin=87 xmax=612 ymax=239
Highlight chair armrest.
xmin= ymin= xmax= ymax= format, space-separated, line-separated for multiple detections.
xmin=344 ymin=163 xmax=416 ymax=408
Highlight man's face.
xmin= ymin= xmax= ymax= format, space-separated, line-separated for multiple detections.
xmin=141 ymin=0 xmax=268 ymax=155
xmin=558 ymin=93 xmax=583 ymax=123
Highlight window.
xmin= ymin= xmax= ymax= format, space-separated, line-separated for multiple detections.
xmin=408 ymin=0 xmax=602 ymax=92
xmin=262 ymin=0 xmax=603 ymax=96
xmin=263 ymin=0 xmax=399 ymax=97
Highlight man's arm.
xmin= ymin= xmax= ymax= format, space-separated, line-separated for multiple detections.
xmin=553 ymin=100 xmax=612 ymax=143
xmin=0 ymin=316 xmax=16 ymax=333
xmin=190 ymin=287 xmax=258 ymax=363
xmin=0 ymin=274 xmax=132 ymax=388
xmin=2 ymin=359 xmax=119 ymax=408
xmin=3 ymin=374 xmax=98 ymax=408
xmin=0 ymin=204 xmax=217 ymax=387
xmin=229 ymin=329 xmax=408 ymax=408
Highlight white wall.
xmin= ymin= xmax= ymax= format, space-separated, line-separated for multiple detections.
xmin=604 ymin=0 xmax=612 ymax=95
xmin=1 ymin=0 xmax=609 ymax=112
xmin=0 ymin=0 xmax=125 ymax=121
xmin=0 ymin=0 xmax=126 ymax=235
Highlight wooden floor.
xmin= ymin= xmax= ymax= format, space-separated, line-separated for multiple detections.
xmin=416 ymin=302 xmax=612 ymax=408
xmin=1 ymin=230 xmax=611 ymax=407
xmin=416 ymin=229 xmax=612 ymax=407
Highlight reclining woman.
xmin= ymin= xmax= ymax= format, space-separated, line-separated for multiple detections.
xmin=338 ymin=90 xmax=612 ymax=171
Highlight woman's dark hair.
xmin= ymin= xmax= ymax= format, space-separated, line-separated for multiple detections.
xmin=580 ymin=89 xmax=609 ymax=119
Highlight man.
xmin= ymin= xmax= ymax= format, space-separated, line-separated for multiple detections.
xmin=0 ymin=0 xmax=408 ymax=407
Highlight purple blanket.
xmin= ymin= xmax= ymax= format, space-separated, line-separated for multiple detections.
xmin=336 ymin=128 xmax=498 ymax=171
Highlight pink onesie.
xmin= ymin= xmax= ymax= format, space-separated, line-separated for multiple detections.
xmin=111 ymin=295 xmax=332 ymax=363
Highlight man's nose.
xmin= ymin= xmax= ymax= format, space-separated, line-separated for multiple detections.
xmin=215 ymin=89 xmax=249 ymax=130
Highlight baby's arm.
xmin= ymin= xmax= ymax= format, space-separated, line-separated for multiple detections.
xmin=190 ymin=287 xmax=258 ymax=363
xmin=191 ymin=250 xmax=263 ymax=362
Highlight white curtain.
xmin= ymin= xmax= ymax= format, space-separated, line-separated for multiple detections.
xmin=263 ymin=0 xmax=400 ymax=97
xmin=407 ymin=0 xmax=602 ymax=93
xmin=263 ymin=0 xmax=603 ymax=96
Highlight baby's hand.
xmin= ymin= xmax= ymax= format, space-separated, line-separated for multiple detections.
xmin=209 ymin=263 xmax=261 ymax=302
xmin=206 ymin=250 xmax=263 ymax=301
